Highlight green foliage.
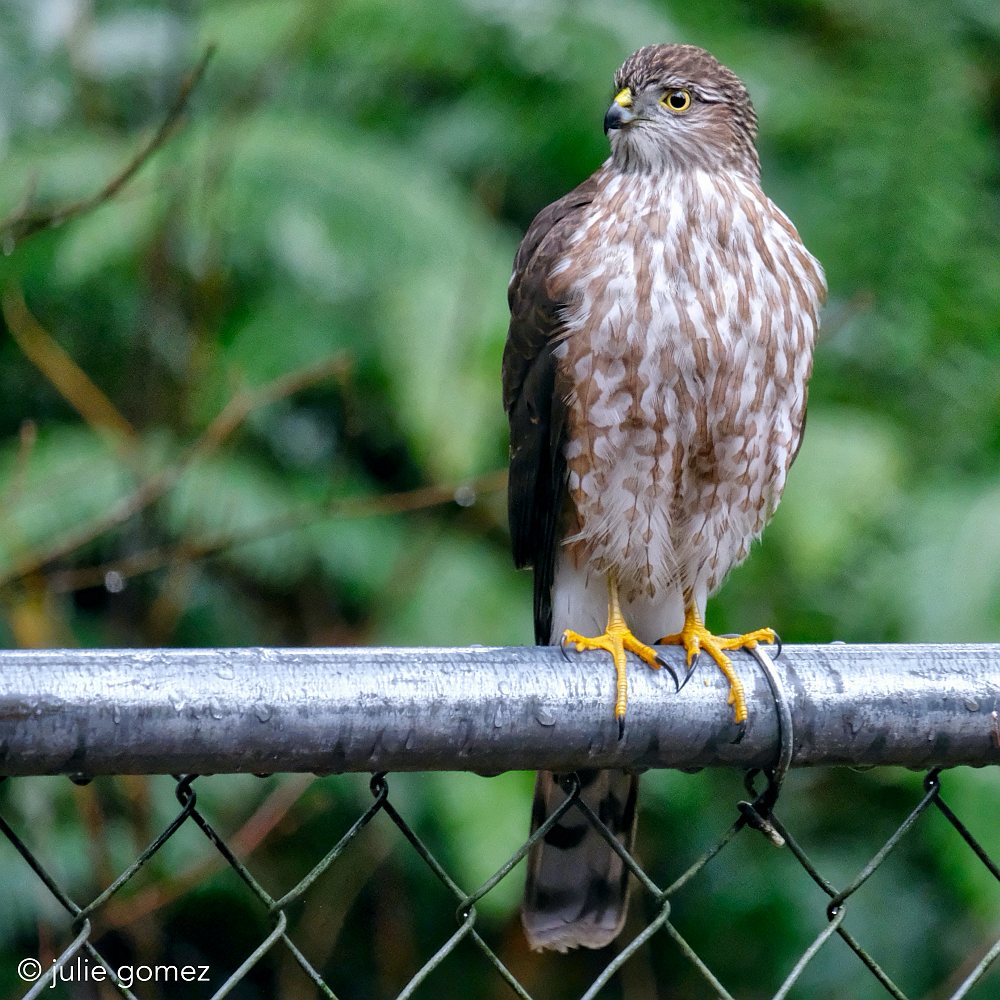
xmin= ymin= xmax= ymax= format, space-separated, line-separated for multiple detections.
xmin=0 ymin=0 xmax=998 ymax=997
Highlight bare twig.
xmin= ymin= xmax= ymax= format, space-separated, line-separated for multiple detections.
xmin=196 ymin=355 xmax=353 ymax=458
xmin=44 ymin=468 xmax=509 ymax=593
xmin=2 ymin=286 xmax=136 ymax=442
xmin=0 ymin=45 xmax=215 ymax=252
xmin=0 ymin=353 xmax=351 ymax=591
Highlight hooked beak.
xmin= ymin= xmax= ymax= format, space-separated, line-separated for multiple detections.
xmin=604 ymin=87 xmax=635 ymax=134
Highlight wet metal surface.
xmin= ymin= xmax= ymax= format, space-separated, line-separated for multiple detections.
xmin=0 ymin=644 xmax=997 ymax=775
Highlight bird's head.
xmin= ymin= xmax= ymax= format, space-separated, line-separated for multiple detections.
xmin=604 ymin=44 xmax=760 ymax=178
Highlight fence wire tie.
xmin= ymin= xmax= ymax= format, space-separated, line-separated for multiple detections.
xmin=736 ymin=642 xmax=793 ymax=847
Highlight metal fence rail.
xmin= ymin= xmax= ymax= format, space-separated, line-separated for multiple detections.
xmin=0 ymin=644 xmax=998 ymax=1000
xmin=1 ymin=644 xmax=999 ymax=775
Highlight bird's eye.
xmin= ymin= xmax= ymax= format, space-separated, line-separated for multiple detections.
xmin=660 ymin=88 xmax=692 ymax=113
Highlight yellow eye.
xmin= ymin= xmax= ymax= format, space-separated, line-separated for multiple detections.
xmin=660 ymin=88 xmax=692 ymax=113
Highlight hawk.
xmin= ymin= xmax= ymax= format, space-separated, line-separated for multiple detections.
xmin=503 ymin=44 xmax=826 ymax=952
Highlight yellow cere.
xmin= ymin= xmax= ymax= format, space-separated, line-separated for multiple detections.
xmin=613 ymin=87 xmax=633 ymax=108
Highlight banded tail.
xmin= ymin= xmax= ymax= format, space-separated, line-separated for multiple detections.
xmin=522 ymin=768 xmax=638 ymax=952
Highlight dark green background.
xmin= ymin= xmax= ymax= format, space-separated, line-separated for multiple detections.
xmin=0 ymin=1 xmax=997 ymax=997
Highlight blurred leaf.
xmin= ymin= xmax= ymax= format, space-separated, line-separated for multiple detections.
xmin=0 ymin=427 xmax=137 ymax=573
xmin=420 ymin=771 xmax=530 ymax=919
xmin=893 ymin=479 xmax=1000 ymax=641
xmin=180 ymin=112 xmax=516 ymax=477
xmin=164 ymin=450 xmax=311 ymax=584
xmin=771 ymin=408 xmax=905 ymax=575
xmin=54 ymin=188 xmax=163 ymax=283
xmin=374 ymin=529 xmax=530 ymax=646
xmin=308 ymin=514 xmax=407 ymax=604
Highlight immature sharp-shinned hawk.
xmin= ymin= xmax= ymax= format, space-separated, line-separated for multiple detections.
xmin=503 ymin=44 xmax=826 ymax=952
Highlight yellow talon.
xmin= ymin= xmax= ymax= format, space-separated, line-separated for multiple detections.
xmin=658 ymin=606 xmax=776 ymax=726
xmin=561 ymin=575 xmax=662 ymax=726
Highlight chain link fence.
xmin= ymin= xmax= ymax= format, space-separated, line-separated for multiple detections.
xmin=0 ymin=644 xmax=998 ymax=999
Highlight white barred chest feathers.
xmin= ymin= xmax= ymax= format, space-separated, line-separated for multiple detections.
xmin=552 ymin=165 xmax=825 ymax=606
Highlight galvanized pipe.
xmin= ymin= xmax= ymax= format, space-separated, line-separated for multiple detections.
xmin=0 ymin=644 xmax=997 ymax=776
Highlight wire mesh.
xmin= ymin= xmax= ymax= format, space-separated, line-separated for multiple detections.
xmin=0 ymin=767 xmax=997 ymax=999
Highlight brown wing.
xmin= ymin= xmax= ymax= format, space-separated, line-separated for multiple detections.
xmin=503 ymin=170 xmax=601 ymax=644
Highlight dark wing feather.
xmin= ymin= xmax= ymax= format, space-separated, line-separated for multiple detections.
xmin=503 ymin=172 xmax=601 ymax=644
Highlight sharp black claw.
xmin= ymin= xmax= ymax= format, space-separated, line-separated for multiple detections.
xmin=657 ymin=653 xmax=681 ymax=692
xmin=676 ymin=652 xmax=699 ymax=692
xmin=771 ymin=630 xmax=783 ymax=659
xmin=559 ymin=633 xmax=571 ymax=662
xmin=731 ymin=719 xmax=748 ymax=745
xmin=617 ymin=716 xmax=625 ymax=741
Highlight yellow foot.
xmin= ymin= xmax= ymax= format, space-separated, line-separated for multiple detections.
xmin=562 ymin=621 xmax=665 ymax=734
xmin=658 ymin=611 xmax=777 ymax=731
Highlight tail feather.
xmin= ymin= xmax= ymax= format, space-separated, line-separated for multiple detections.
xmin=522 ymin=768 xmax=638 ymax=952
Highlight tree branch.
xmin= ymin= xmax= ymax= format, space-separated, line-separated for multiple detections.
xmin=2 ymin=286 xmax=136 ymax=442
xmin=43 ymin=468 xmax=509 ymax=593
xmin=0 ymin=352 xmax=351 ymax=591
xmin=0 ymin=45 xmax=215 ymax=252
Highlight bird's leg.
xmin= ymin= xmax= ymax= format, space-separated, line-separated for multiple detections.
xmin=562 ymin=574 xmax=668 ymax=733
xmin=657 ymin=605 xmax=776 ymax=728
